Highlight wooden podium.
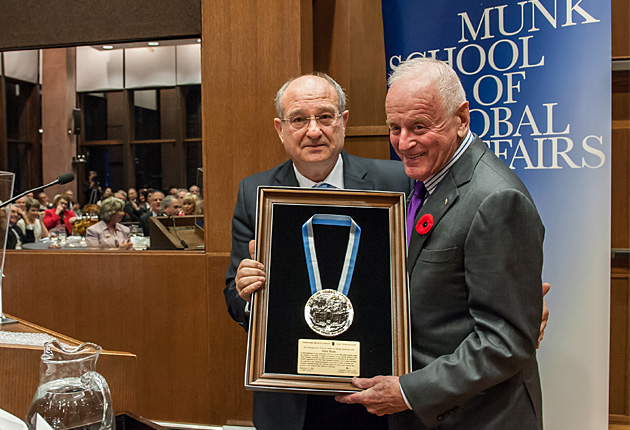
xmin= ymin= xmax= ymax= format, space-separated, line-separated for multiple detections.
xmin=148 ymin=215 xmax=205 ymax=250
xmin=0 ymin=315 xmax=137 ymax=420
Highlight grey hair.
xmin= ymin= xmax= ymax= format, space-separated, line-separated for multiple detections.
xmin=160 ymin=195 xmax=177 ymax=212
xmin=274 ymin=72 xmax=347 ymax=118
xmin=388 ymin=57 xmax=466 ymax=116
xmin=100 ymin=197 xmax=125 ymax=223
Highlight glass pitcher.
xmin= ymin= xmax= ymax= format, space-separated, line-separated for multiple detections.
xmin=25 ymin=339 xmax=115 ymax=430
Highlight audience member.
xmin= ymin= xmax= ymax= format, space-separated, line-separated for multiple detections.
xmin=43 ymin=194 xmax=76 ymax=235
xmin=139 ymin=191 xmax=164 ymax=235
xmin=7 ymin=205 xmax=35 ymax=249
xmin=15 ymin=196 xmax=27 ymax=213
xmin=115 ymin=189 xmax=127 ymax=201
xmin=138 ymin=188 xmax=151 ymax=212
xmin=161 ymin=195 xmax=182 ymax=217
xmin=125 ymin=187 xmax=144 ymax=221
xmin=37 ymin=191 xmax=52 ymax=210
xmin=98 ymin=189 xmax=114 ymax=206
xmin=182 ymin=193 xmax=202 ymax=215
xmin=65 ymin=189 xmax=76 ymax=208
xmin=189 ymin=185 xmax=201 ymax=198
xmin=168 ymin=187 xmax=178 ymax=196
xmin=85 ymin=170 xmax=102 ymax=204
xmin=85 ymin=197 xmax=132 ymax=249
xmin=177 ymin=188 xmax=188 ymax=201
xmin=17 ymin=198 xmax=49 ymax=241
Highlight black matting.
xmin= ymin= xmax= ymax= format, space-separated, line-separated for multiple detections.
xmin=264 ymin=203 xmax=393 ymax=377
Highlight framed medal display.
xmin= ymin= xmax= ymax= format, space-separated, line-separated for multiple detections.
xmin=245 ymin=187 xmax=410 ymax=394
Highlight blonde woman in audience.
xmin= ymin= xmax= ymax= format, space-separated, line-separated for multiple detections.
xmin=17 ymin=198 xmax=49 ymax=241
xmin=85 ymin=197 xmax=132 ymax=249
xmin=182 ymin=192 xmax=203 ymax=215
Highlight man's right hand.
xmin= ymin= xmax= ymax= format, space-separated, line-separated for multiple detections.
xmin=235 ymin=240 xmax=266 ymax=302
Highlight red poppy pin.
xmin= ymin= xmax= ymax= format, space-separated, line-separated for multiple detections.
xmin=415 ymin=214 xmax=434 ymax=235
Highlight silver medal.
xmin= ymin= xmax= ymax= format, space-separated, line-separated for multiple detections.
xmin=304 ymin=289 xmax=354 ymax=337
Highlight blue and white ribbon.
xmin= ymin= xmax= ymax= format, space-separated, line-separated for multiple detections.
xmin=301 ymin=214 xmax=361 ymax=296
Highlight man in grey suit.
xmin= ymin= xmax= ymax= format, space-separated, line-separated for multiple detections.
xmin=337 ymin=58 xmax=544 ymax=429
xmin=224 ymin=72 xmax=414 ymax=430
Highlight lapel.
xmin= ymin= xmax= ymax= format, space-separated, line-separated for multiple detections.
xmin=342 ymin=152 xmax=375 ymax=191
xmin=273 ymin=160 xmax=300 ymax=187
xmin=406 ymin=137 xmax=486 ymax=272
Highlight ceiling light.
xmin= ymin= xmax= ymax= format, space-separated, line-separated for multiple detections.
xmin=103 ymin=45 xmax=114 ymax=50
xmin=148 ymin=42 xmax=160 ymax=46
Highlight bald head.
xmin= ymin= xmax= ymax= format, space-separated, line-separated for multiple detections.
xmin=275 ymin=72 xmax=346 ymax=119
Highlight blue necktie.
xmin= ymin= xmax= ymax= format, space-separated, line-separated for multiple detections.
xmin=407 ymin=181 xmax=426 ymax=246
xmin=313 ymin=183 xmax=335 ymax=188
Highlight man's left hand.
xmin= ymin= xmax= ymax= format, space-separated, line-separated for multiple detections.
xmin=335 ymin=376 xmax=409 ymax=416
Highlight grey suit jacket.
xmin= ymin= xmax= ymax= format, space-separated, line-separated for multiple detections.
xmin=224 ymin=151 xmax=413 ymax=430
xmin=391 ymin=136 xmax=544 ymax=430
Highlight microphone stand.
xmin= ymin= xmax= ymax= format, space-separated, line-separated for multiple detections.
xmin=0 ymin=273 xmax=16 ymax=325
xmin=0 ymin=175 xmax=73 ymax=209
xmin=0 ymin=200 xmax=16 ymax=325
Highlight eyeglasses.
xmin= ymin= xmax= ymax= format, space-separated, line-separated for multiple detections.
xmin=280 ymin=113 xmax=342 ymax=131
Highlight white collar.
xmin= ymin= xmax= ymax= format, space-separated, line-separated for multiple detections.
xmin=293 ymin=154 xmax=345 ymax=189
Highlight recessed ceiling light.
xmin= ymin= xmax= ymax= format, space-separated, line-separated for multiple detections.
xmin=103 ymin=45 xmax=114 ymax=50
xmin=197 ymin=39 xmax=201 ymax=43
xmin=148 ymin=42 xmax=160 ymax=46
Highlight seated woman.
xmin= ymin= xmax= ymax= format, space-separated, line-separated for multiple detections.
xmin=181 ymin=192 xmax=203 ymax=215
xmin=17 ymin=198 xmax=49 ymax=241
xmin=85 ymin=197 xmax=132 ymax=249
xmin=43 ymin=193 xmax=76 ymax=235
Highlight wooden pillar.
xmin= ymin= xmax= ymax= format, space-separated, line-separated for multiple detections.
xmin=202 ymin=0 xmax=313 ymax=252
xmin=41 ymin=48 xmax=77 ymax=197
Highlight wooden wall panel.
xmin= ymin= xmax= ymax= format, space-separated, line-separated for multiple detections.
xmin=612 ymin=0 xmax=630 ymax=59
xmin=2 ymin=251 xmax=241 ymax=425
xmin=612 ymin=126 xmax=630 ymax=249
xmin=313 ymin=1 xmax=389 ymax=133
xmin=206 ymin=254 xmax=252 ymax=426
xmin=611 ymin=55 xmax=630 ymax=419
xmin=610 ymin=273 xmax=630 ymax=416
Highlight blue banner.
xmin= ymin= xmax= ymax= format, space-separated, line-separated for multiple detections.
xmin=382 ymin=1 xmax=611 ymax=428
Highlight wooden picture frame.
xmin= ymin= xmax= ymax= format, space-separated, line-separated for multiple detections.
xmin=245 ymin=187 xmax=409 ymax=394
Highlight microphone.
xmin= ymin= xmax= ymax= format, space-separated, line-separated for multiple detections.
xmin=56 ymin=172 xmax=75 ymax=185
xmin=168 ymin=215 xmax=188 ymax=249
xmin=0 ymin=172 xmax=76 ymax=209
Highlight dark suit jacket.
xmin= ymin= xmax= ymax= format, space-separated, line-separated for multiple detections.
xmin=139 ymin=211 xmax=158 ymax=237
xmin=224 ymin=151 xmax=413 ymax=430
xmin=391 ymin=136 xmax=544 ymax=430
xmin=6 ymin=224 xmax=35 ymax=249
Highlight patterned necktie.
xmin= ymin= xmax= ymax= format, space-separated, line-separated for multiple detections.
xmin=313 ymin=183 xmax=335 ymax=188
xmin=407 ymin=181 xmax=426 ymax=246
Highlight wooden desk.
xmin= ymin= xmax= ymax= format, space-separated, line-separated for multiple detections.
xmin=0 ymin=315 xmax=137 ymax=420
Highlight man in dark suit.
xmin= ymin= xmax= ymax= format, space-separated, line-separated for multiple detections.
xmin=337 ymin=58 xmax=544 ymax=429
xmin=7 ymin=205 xmax=35 ymax=249
xmin=224 ymin=72 xmax=414 ymax=430
xmin=139 ymin=191 xmax=164 ymax=236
